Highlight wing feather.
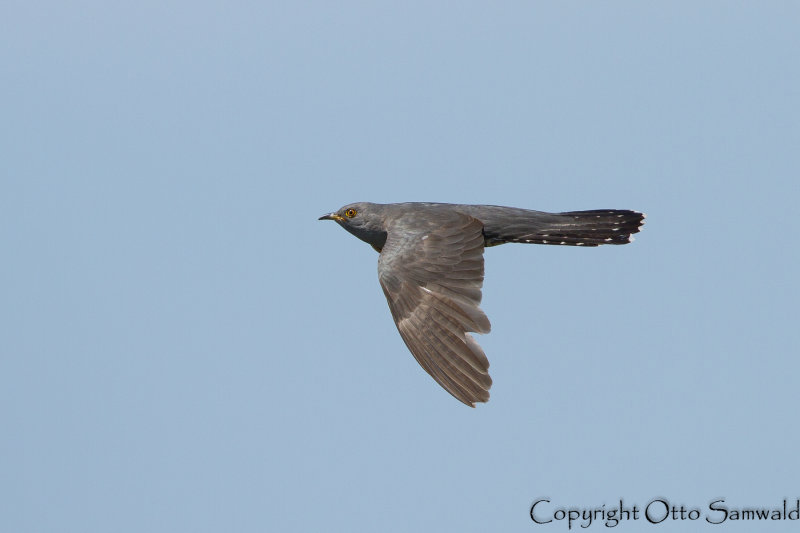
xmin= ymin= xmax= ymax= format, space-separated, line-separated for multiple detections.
xmin=378 ymin=211 xmax=493 ymax=407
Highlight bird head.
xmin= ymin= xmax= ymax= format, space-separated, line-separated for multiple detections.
xmin=319 ymin=202 xmax=388 ymax=252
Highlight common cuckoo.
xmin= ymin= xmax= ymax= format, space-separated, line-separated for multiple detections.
xmin=319 ymin=202 xmax=645 ymax=407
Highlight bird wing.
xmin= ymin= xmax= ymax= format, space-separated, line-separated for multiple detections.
xmin=377 ymin=210 xmax=492 ymax=407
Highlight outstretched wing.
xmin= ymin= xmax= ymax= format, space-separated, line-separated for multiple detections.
xmin=377 ymin=210 xmax=492 ymax=407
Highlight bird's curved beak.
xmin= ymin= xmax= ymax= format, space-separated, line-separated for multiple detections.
xmin=319 ymin=212 xmax=345 ymax=222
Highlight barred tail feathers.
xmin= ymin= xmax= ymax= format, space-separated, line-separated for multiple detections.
xmin=496 ymin=210 xmax=645 ymax=247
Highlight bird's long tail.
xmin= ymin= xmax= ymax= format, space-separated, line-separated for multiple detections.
xmin=488 ymin=209 xmax=645 ymax=247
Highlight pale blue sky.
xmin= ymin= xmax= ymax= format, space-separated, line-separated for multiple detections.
xmin=2 ymin=2 xmax=799 ymax=532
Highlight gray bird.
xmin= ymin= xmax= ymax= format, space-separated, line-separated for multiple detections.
xmin=319 ymin=202 xmax=645 ymax=407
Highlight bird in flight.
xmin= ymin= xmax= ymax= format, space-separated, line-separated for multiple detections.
xmin=319 ymin=202 xmax=645 ymax=407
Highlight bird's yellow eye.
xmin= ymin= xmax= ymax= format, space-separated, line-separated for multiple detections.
xmin=345 ymin=208 xmax=357 ymax=218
